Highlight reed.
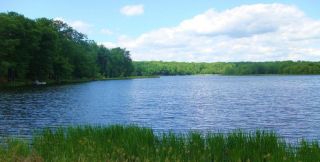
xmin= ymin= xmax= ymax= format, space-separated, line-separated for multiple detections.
xmin=1 ymin=125 xmax=319 ymax=162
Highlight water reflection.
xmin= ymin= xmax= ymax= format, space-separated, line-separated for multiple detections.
xmin=1 ymin=75 xmax=320 ymax=141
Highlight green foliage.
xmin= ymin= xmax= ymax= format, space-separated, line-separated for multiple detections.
xmin=2 ymin=11 xmax=320 ymax=84
xmin=0 ymin=12 xmax=134 ymax=83
xmin=1 ymin=126 xmax=320 ymax=161
xmin=134 ymin=61 xmax=232 ymax=76
xmin=224 ymin=61 xmax=320 ymax=75
xmin=134 ymin=61 xmax=320 ymax=76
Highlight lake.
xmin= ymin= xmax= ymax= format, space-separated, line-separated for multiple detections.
xmin=1 ymin=75 xmax=320 ymax=141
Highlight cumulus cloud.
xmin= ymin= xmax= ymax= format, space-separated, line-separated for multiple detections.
xmin=100 ymin=28 xmax=113 ymax=35
xmin=100 ymin=41 xmax=118 ymax=48
xmin=120 ymin=4 xmax=144 ymax=16
xmin=110 ymin=3 xmax=320 ymax=62
xmin=69 ymin=21 xmax=93 ymax=34
xmin=54 ymin=17 xmax=93 ymax=34
xmin=53 ymin=17 xmax=65 ymax=22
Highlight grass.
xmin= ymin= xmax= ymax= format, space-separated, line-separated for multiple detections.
xmin=0 ymin=125 xmax=320 ymax=162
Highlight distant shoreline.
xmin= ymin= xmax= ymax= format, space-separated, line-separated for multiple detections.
xmin=3 ymin=74 xmax=320 ymax=89
xmin=134 ymin=61 xmax=320 ymax=76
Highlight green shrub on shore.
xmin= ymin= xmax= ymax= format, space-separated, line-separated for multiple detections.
xmin=1 ymin=125 xmax=320 ymax=162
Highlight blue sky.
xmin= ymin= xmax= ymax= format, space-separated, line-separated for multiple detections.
xmin=1 ymin=0 xmax=320 ymax=61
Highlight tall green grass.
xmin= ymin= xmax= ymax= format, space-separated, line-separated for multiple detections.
xmin=0 ymin=125 xmax=319 ymax=162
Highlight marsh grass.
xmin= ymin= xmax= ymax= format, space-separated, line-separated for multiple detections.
xmin=0 ymin=125 xmax=320 ymax=162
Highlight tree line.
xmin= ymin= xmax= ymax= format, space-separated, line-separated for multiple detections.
xmin=0 ymin=12 xmax=134 ymax=83
xmin=1 ymin=12 xmax=320 ymax=84
xmin=134 ymin=61 xmax=320 ymax=75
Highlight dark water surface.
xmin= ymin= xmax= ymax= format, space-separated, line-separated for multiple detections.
xmin=1 ymin=75 xmax=320 ymax=140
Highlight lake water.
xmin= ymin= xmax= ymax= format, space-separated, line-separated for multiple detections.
xmin=1 ymin=75 xmax=320 ymax=141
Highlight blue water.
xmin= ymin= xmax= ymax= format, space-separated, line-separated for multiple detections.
xmin=1 ymin=75 xmax=320 ymax=140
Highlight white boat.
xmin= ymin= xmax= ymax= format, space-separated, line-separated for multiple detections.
xmin=34 ymin=80 xmax=47 ymax=85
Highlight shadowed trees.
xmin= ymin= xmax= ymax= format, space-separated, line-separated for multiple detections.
xmin=0 ymin=12 xmax=134 ymax=83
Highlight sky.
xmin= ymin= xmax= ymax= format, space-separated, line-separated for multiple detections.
xmin=1 ymin=0 xmax=320 ymax=62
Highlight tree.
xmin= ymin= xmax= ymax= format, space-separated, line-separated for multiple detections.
xmin=0 ymin=12 xmax=135 ymax=83
xmin=27 ymin=18 xmax=58 ymax=81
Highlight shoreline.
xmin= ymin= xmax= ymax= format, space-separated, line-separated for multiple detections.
xmin=2 ymin=74 xmax=320 ymax=89
xmin=0 ymin=75 xmax=160 ymax=90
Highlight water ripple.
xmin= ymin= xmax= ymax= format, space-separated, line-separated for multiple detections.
xmin=1 ymin=75 xmax=320 ymax=141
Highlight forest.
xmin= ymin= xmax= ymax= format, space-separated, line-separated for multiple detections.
xmin=134 ymin=61 xmax=320 ymax=75
xmin=1 ymin=12 xmax=320 ymax=85
xmin=0 ymin=12 xmax=134 ymax=84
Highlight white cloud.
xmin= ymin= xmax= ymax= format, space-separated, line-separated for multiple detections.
xmin=100 ymin=42 xmax=118 ymax=48
xmin=110 ymin=3 xmax=320 ymax=62
xmin=54 ymin=17 xmax=93 ymax=34
xmin=69 ymin=20 xmax=93 ymax=34
xmin=120 ymin=4 xmax=144 ymax=16
xmin=53 ymin=17 xmax=65 ymax=22
xmin=100 ymin=28 xmax=113 ymax=35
